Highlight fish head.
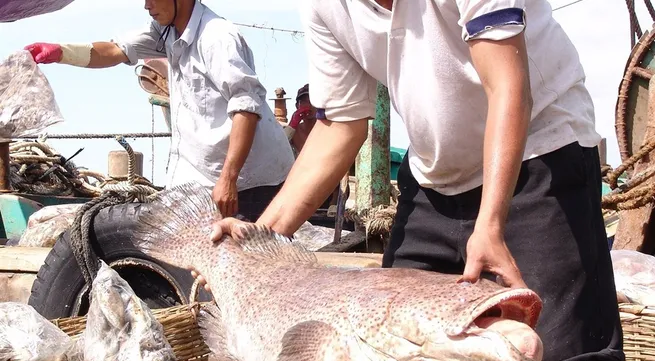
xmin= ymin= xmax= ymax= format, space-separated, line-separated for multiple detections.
xmin=435 ymin=283 xmax=544 ymax=361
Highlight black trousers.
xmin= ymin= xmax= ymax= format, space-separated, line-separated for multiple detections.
xmin=383 ymin=142 xmax=624 ymax=361
xmin=235 ymin=183 xmax=283 ymax=222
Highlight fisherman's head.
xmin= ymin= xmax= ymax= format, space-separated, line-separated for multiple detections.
xmin=295 ymin=84 xmax=317 ymax=122
xmin=145 ymin=0 xmax=193 ymax=27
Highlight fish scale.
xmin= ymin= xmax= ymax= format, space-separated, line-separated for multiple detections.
xmin=131 ymin=182 xmax=545 ymax=361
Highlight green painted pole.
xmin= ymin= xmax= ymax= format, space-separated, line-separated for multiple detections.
xmin=355 ymin=82 xmax=391 ymax=212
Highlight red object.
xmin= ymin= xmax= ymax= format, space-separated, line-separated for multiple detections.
xmin=24 ymin=43 xmax=62 ymax=64
xmin=289 ymin=105 xmax=312 ymax=129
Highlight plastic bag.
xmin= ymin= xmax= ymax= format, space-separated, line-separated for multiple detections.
xmin=0 ymin=50 xmax=64 ymax=139
xmin=0 ymin=302 xmax=75 ymax=361
xmin=611 ymin=250 xmax=655 ymax=305
xmin=18 ymin=204 xmax=82 ymax=247
xmin=84 ymin=261 xmax=175 ymax=361
xmin=292 ymin=221 xmax=351 ymax=251
xmin=0 ymin=0 xmax=74 ymax=22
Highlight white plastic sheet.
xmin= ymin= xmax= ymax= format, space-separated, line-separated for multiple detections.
xmin=0 ymin=302 xmax=78 ymax=361
xmin=84 ymin=261 xmax=175 ymax=361
xmin=0 ymin=50 xmax=64 ymax=138
xmin=18 ymin=204 xmax=82 ymax=247
xmin=612 ymin=250 xmax=655 ymax=305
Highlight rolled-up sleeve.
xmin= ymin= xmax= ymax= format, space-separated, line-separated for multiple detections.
xmin=300 ymin=2 xmax=376 ymax=122
xmin=202 ymin=31 xmax=266 ymax=119
xmin=454 ymin=0 xmax=527 ymax=42
xmin=112 ymin=21 xmax=167 ymax=65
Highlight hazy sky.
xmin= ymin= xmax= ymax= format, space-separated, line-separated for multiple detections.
xmin=0 ymin=0 xmax=649 ymax=186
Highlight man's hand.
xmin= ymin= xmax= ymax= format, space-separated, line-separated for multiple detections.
xmin=190 ymin=217 xmax=250 ymax=291
xmin=460 ymin=227 xmax=526 ymax=288
xmin=212 ymin=176 xmax=238 ymax=217
xmin=24 ymin=43 xmax=62 ymax=64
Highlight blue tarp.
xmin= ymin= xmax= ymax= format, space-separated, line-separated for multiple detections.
xmin=0 ymin=0 xmax=74 ymax=22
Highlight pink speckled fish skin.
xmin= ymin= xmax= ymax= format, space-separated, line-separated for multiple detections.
xmin=133 ymin=182 xmax=544 ymax=361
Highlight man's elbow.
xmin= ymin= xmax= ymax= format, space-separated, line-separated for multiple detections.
xmin=319 ymin=117 xmax=370 ymax=145
xmin=351 ymin=117 xmax=370 ymax=144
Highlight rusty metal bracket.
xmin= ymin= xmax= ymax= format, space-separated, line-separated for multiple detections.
xmin=0 ymin=138 xmax=13 ymax=193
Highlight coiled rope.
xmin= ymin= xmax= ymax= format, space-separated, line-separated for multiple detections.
xmin=68 ymin=136 xmax=160 ymax=291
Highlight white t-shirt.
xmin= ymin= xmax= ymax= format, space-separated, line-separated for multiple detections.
xmin=300 ymin=0 xmax=601 ymax=196
xmin=115 ymin=2 xmax=295 ymax=191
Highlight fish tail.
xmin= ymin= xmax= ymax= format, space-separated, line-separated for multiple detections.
xmin=131 ymin=181 xmax=220 ymax=269
xmin=197 ymin=303 xmax=239 ymax=361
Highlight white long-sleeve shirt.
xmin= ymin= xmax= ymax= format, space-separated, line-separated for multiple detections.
xmin=301 ymin=0 xmax=601 ymax=195
xmin=114 ymin=1 xmax=294 ymax=191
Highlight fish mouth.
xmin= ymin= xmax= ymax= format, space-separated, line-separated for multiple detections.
xmin=445 ymin=288 xmax=543 ymax=337
xmin=436 ymin=288 xmax=544 ymax=361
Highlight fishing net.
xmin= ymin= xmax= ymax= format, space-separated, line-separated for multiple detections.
xmin=0 ymin=50 xmax=64 ymax=139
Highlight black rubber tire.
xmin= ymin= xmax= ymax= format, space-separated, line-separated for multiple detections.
xmin=28 ymin=202 xmax=212 ymax=319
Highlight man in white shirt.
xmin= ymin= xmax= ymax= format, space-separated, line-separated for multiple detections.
xmin=23 ymin=0 xmax=295 ymax=222
xmin=205 ymin=0 xmax=624 ymax=359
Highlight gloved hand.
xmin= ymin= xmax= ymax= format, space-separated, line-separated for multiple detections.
xmin=288 ymin=105 xmax=312 ymax=129
xmin=24 ymin=43 xmax=62 ymax=64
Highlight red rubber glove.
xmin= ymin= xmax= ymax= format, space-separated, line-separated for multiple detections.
xmin=24 ymin=43 xmax=62 ymax=64
xmin=289 ymin=105 xmax=312 ymax=129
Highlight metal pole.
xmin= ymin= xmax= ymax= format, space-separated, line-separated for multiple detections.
xmin=355 ymin=82 xmax=391 ymax=212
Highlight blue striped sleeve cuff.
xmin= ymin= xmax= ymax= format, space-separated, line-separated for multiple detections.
xmin=465 ymin=7 xmax=526 ymax=41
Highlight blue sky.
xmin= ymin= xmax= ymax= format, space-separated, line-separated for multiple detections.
xmin=0 ymin=0 xmax=647 ymax=186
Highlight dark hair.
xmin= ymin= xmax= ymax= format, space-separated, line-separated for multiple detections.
xmin=295 ymin=84 xmax=309 ymax=102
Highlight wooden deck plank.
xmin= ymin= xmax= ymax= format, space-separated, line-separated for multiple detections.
xmin=0 ymin=246 xmax=50 ymax=273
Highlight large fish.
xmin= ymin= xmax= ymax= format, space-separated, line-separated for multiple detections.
xmin=131 ymin=182 xmax=544 ymax=361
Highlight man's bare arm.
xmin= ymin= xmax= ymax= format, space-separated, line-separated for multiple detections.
xmin=257 ymin=118 xmax=369 ymax=236
xmin=222 ymin=111 xmax=259 ymax=183
xmin=469 ymin=32 xmax=533 ymax=233
xmin=87 ymin=42 xmax=129 ymax=68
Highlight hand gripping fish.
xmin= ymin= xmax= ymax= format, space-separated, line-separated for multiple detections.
xmin=131 ymin=182 xmax=544 ymax=361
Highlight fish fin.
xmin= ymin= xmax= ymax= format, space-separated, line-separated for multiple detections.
xmin=277 ymin=321 xmax=350 ymax=361
xmin=132 ymin=181 xmax=219 ymax=266
xmin=197 ymin=303 xmax=240 ymax=361
xmin=235 ymin=224 xmax=318 ymax=264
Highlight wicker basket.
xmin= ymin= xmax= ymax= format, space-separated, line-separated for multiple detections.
xmin=50 ymin=302 xmax=212 ymax=361
xmin=621 ymin=303 xmax=655 ymax=361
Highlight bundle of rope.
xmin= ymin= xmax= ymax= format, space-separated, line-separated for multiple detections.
xmin=602 ymin=137 xmax=655 ymax=212
xmin=8 ymin=136 xmax=162 ymax=198
xmin=9 ymin=138 xmax=100 ymax=197
xmin=343 ymin=181 xmax=400 ymax=239
xmin=67 ymin=136 xmax=161 ymax=292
